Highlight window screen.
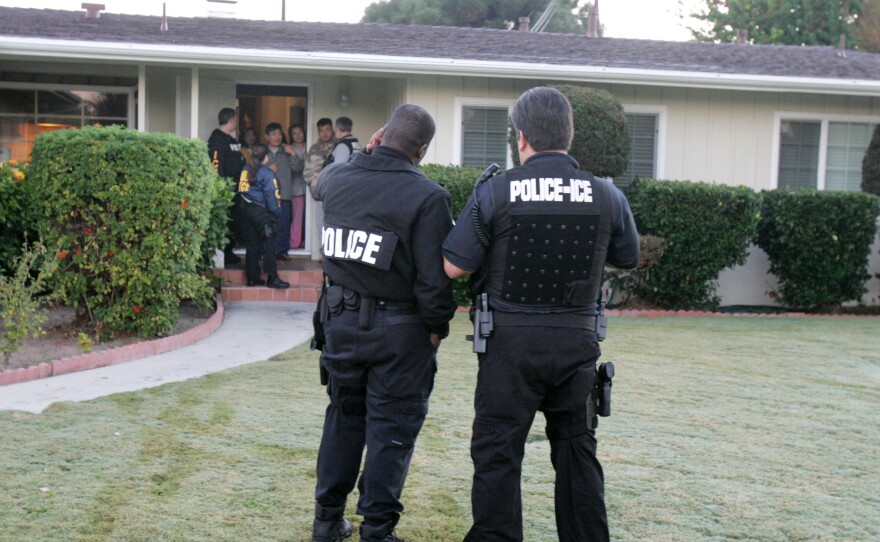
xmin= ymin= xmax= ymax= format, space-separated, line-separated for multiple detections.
xmin=825 ymin=122 xmax=875 ymax=192
xmin=461 ymin=106 xmax=508 ymax=168
xmin=616 ymin=113 xmax=657 ymax=187
xmin=778 ymin=121 xmax=820 ymax=189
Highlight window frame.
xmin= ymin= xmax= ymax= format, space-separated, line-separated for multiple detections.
xmin=618 ymin=104 xmax=667 ymax=184
xmin=0 ymin=81 xmax=136 ymax=161
xmin=771 ymin=111 xmax=880 ymax=190
xmin=453 ymin=97 xmax=513 ymax=169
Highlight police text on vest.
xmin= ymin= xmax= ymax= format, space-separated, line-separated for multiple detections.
xmin=323 ymin=227 xmax=383 ymax=265
xmin=509 ymin=178 xmax=593 ymax=203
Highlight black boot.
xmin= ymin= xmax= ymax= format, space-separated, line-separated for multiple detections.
xmin=266 ymin=275 xmax=290 ymax=289
xmin=311 ymin=518 xmax=352 ymax=542
xmin=360 ymin=521 xmax=405 ymax=542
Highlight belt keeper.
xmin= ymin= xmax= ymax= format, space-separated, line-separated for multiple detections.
xmin=358 ymin=297 xmax=376 ymax=329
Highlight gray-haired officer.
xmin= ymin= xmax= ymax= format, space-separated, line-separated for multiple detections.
xmin=311 ymin=104 xmax=456 ymax=542
xmin=442 ymin=86 xmax=640 ymax=542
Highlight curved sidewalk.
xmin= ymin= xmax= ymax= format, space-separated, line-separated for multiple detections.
xmin=0 ymin=302 xmax=315 ymax=414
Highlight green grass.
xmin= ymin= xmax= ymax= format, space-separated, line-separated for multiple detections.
xmin=1 ymin=314 xmax=878 ymax=542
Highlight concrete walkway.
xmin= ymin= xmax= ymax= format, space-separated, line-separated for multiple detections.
xmin=0 ymin=302 xmax=314 ymax=414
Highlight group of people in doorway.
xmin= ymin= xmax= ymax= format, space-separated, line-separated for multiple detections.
xmin=207 ymin=108 xmax=359 ymax=288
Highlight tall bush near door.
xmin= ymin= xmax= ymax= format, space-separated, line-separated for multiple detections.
xmin=28 ymin=126 xmax=229 ymax=338
xmin=626 ymin=178 xmax=761 ymax=309
xmin=0 ymin=160 xmax=38 ymax=277
xmin=755 ymin=190 xmax=880 ymax=311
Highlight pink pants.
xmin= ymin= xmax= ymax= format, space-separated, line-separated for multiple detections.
xmin=290 ymin=195 xmax=305 ymax=249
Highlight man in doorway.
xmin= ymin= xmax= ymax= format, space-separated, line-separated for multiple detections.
xmin=323 ymin=116 xmax=361 ymax=167
xmin=304 ymin=117 xmax=337 ymax=245
xmin=207 ymin=106 xmax=244 ymax=265
xmin=264 ymin=122 xmax=298 ymax=261
xmin=304 ymin=117 xmax=336 ymax=200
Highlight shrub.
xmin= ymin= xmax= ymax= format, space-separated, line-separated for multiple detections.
xmin=755 ymin=189 xmax=880 ymax=311
xmin=862 ymin=123 xmax=880 ymax=196
xmin=0 ymin=240 xmax=59 ymax=370
xmin=626 ymin=178 xmax=761 ymax=309
xmin=0 ymin=160 xmax=38 ymax=277
xmin=553 ymin=85 xmax=630 ymax=178
xmin=28 ymin=126 xmax=228 ymax=338
xmin=605 ymin=235 xmax=667 ymax=307
xmin=421 ymin=163 xmax=484 ymax=306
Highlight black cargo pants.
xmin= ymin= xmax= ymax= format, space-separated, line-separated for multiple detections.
xmin=463 ymin=325 xmax=609 ymax=542
xmin=314 ymin=305 xmax=436 ymax=534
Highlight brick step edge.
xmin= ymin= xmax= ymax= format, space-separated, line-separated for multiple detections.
xmin=213 ymin=269 xmax=323 ymax=287
xmin=221 ymin=285 xmax=320 ymax=303
xmin=0 ymin=294 xmax=226 ymax=388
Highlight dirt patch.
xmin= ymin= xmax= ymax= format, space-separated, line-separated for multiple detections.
xmin=2 ymin=301 xmax=215 ymax=371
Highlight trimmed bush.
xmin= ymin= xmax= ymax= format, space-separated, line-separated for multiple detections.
xmin=554 ymin=85 xmax=630 ymax=178
xmin=0 ymin=160 xmax=38 ymax=277
xmin=28 ymin=126 xmax=229 ymax=338
xmin=421 ymin=163 xmax=484 ymax=306
xmin=506 ymin=86 xmax=630 ymax=177
xmin=626 ymin=178 xmax=761 ymax=309
xmin=755 ymin=189 xmax=880 ymax=311
xmin=862 ymin=123 xmax=880 ymax=196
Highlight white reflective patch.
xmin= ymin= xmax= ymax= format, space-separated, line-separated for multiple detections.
xmin=510 ymin=178 xmax=592 ymax=203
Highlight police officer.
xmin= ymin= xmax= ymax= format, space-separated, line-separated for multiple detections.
xmin=207 ymin=107 xmax=245 ymax=265
xmin=442 ymin=87 xmax=640 ymax=542
xmin=311 ymin=104 xmax=456 ymax=542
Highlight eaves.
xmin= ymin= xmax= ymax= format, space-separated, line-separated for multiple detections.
xmin=3 ymin=37 xmax=880 ymax=97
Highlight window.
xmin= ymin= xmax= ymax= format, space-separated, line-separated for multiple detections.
xmin=456 ymin=101 xmax=511 ymax=168
xmin=616 ymin=113 xmax=659 ymax=188
xmin=0 ymin=87 xmax=131 ymax=162
xmin=775 ymin=115 xmax=878 ymax=192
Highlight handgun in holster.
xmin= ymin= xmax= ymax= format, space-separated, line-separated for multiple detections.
xmin=466 ymin=293 xmax=494 ymax=353
xmin=587 ymin=361 xmax=615 ymax=429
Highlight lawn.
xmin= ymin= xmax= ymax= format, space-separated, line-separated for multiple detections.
xmin=0 ymin=314 xmax=878 ymax=542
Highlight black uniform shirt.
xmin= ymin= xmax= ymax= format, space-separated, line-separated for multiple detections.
xmin=442 ymin=152 xmax=640 ymax=312
xmin=207 ymin=128 xmax=244 ymax=181
xmin=319 ymin=146 xmax=457 ymax=333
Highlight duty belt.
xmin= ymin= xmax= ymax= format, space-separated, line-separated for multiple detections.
xmin=492 ymin=311 xmax=599 ymax=331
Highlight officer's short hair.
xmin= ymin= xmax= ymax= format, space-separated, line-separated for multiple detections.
xmin=317 ymin=117 xmax=333 ymax=129
xmin=510 ymin=87 xmax=573 ymax=152
xmin=335 ymin=116 xmax=353 ymax=132
xmin=382 ymin=104 xmax=435 ymax=157
xmin=218 ymin=107 xmax=237 ymax=126
xmin=265 ymin=122 xmax=283 ymax=135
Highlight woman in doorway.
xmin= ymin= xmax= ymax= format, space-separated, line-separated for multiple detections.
xmin=240 ymin=127 xmax=259 ymax=160
xmin=287 ymin=124 xmax=308 ymax=250
xmin=238 ymin=143 xmax=289 ymax=289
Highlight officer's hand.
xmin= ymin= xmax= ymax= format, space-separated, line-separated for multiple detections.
xmin=283 ymin=144 xmax=295 ymax=155
xmin=365 ymin=126 xmax=386 ymax=153
xmin=429 ymin=333 xmax=441 ymax=350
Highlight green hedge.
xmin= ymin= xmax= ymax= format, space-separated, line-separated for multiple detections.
xmin=626 ymin=178 xmax=761 ymax=309
xmin=755 ymin=189 xmax=880 ymax=311
xmin=0 ymin=160 xmax=38 ymax=277
xmin=28 ymin=126 xmax=230 ymax=338
xmin=422 ymin=163 xmax=484 ymax=306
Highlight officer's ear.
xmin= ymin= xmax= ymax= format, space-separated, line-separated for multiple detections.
xmin=413 ymin=143 xmax=428 ymax=165
xmin=517 ymin=130 xmax=528 ymax=153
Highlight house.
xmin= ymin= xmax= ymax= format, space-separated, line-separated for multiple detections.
xmin=2 ymin=6 xmax=879 ymax=306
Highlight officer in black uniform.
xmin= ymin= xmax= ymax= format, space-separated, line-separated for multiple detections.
xmin=442 ymin=87 xmax=640 ymax=542
xmin=311 ymin=104 xmax=457 ymax=542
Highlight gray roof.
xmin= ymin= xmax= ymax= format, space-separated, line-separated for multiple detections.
xmin=2 ymin=6 xmax=880 ymax=82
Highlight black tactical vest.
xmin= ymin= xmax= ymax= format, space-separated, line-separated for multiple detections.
xmin=480 ymin=157 xmax=613 ymax=310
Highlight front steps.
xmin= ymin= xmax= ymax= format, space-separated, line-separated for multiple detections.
xmin=215 ymin=258 xmax=323 ymax=303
